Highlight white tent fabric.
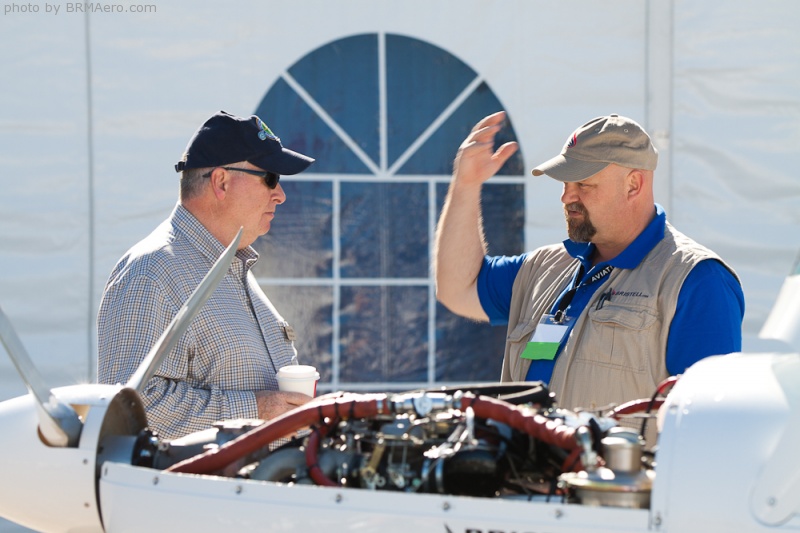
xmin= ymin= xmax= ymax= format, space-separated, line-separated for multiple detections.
xmin=1 ymin=0 xmax=798 ymax=392
xmin=0 ymin=8 xmax=798 ymax=529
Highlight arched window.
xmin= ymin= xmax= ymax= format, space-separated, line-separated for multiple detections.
xmin=253 ymin=33 xmax=524 ymax=392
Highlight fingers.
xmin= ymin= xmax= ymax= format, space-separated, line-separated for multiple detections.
xmin=461 ymin=111 xmax=513 ymax=153
xmin=494 ymin=140 xmax=520 ymax=163
xmin=460 ymin=139 xmax=518 ymax=170
xmin=464 ymin=122 xmax=505 ymax=150
xmin=465 ymin=112 xmax=507 ymax=147
xmin=471 ymin=110 xmax=506 ymax=133
xmin=454 ymin=119 xmax=518 ymax=184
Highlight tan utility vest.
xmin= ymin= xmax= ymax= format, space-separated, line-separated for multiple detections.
xmin=500 ymin=222 xmax=738 ymax=415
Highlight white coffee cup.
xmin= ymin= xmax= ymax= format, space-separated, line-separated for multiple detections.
xmin=276 ymin=364 xmax=320 ymax=397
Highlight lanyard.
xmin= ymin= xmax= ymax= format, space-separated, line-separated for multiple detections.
xmin=553 ymin=263 xmax=614 ymax=323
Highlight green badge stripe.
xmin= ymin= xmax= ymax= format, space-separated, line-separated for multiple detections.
xmin=520 ymin=342 xmax=559 ymax=361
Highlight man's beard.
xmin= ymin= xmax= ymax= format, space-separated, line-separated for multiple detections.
xmin=565 ymin=202 xmax=596 ymax=242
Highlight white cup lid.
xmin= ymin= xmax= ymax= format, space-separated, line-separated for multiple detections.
xmin=277 ymin=365 xmax=319 ymax=380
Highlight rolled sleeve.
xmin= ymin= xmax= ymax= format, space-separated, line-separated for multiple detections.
xmin=476 ymin=253 xmax=528 ymax=325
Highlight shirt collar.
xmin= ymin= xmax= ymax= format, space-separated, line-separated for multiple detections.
xmin=172 ymin=203 xmax=259 ymax=270
xmin=562 ymin=203 xmax=666 ymax=270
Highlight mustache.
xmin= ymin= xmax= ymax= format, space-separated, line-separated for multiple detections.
xmin=564 ymin=202 xmax=587 ymax=215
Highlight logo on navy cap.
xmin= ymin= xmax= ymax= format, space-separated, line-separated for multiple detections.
xmin=256 ymin=118 xmax=279 ymax=141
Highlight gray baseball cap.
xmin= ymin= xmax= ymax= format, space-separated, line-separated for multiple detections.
xmin=531 ymin=114 xmax=658 ymax=182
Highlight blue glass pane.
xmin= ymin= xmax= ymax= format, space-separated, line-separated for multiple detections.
xmin=253 ymin=181 xmax=333 ymax=278
xmin=339 ymin=285 xmax=428 ymax=383
xmin=253 ymin=78 xmax=371 ymax=174
xmin=261 ymin=284 xmax=333 ymax=383
xmin=399 ymin=82 xmax=525 ymax=176
xmin=435 ymin=303 xmax=506 ymax=382
xmin=480 ymin=183 xmax=526 ymax=256
xmin=386 ymin=34 xmax=478 ymax=169
xmin=288 ymin=34 xmax=380 ymax=166
xmin=340 ymin=182 xmax=428 ymax=278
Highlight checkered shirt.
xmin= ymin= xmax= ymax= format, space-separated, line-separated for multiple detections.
xmin=97 ymin=203 xmax=297 ymax=440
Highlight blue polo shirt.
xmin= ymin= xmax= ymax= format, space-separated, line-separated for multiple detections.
xmin=477 ymin=205 xmax=745 ymax=384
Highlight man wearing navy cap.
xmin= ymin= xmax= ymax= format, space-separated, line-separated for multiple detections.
xmin=98 ymin=111 xmax=315 ymax=440
xmin=434 ymin=112 xmax=744 ymax=433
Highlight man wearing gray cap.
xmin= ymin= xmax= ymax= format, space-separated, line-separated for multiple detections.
xmin=98 ymin=111 xmax=315 ymax=440
xmin=434 ymin=111 xmax=744 ymax=416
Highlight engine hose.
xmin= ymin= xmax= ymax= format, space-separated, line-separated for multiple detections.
xmin=165 ymin=393 xmax=386 ymax=475
xmin=656 ymin=375 xmax=679 ymax=396
xmin=305 ymin=423 xmax=338 ymax=487
xmin=562 ymin=446 xmax=583 ymax=472
xmin=459 ymin=393 xmax=579 ymax=452
xmin=604 ymin=398 xmax=665 ymax=419
xmin=638 ymin=375 xmax=679 ymax=440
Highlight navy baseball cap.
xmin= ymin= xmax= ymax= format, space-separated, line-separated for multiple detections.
xmin=174 ymin=111 xmax=314 ymax=175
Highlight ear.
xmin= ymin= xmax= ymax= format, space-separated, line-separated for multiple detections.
xmin=626 ymin=169 xmax=645 ymax=199
xmin=208 ymin=167 xmax=229 ymax=200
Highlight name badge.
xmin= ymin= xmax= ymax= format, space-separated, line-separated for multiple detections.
xmin=520 ymin=314 xmax=573 ymax=361
xmin=281 ymin=323 xmax=297 ymax=341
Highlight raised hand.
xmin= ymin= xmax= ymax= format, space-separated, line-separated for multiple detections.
xmin=453 ymin=111 xmax=519 ymax=186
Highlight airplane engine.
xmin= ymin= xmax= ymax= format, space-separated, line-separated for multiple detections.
xmin=117 ymin=382 xmax=657 ymax=508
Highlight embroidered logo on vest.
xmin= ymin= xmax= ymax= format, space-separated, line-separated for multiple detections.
xmin=611 ymin=288 xmax=650 ymax=299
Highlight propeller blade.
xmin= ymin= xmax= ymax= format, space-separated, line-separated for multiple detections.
xmin=0 ymin=306 xmax=83 ymax=447
xmin=126 ymin=227 xmax=243 ymax=393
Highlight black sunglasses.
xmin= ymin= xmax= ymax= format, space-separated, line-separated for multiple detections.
xmin=202 ymin=167 xmax=280 ymax=189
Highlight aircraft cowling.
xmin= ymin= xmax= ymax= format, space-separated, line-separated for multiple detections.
xmin=0 ymin=384 xmax=147 ymax=533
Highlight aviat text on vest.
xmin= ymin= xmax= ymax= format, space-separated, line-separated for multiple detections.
xmin=611 ymin=289 xmax=650 ymax=299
